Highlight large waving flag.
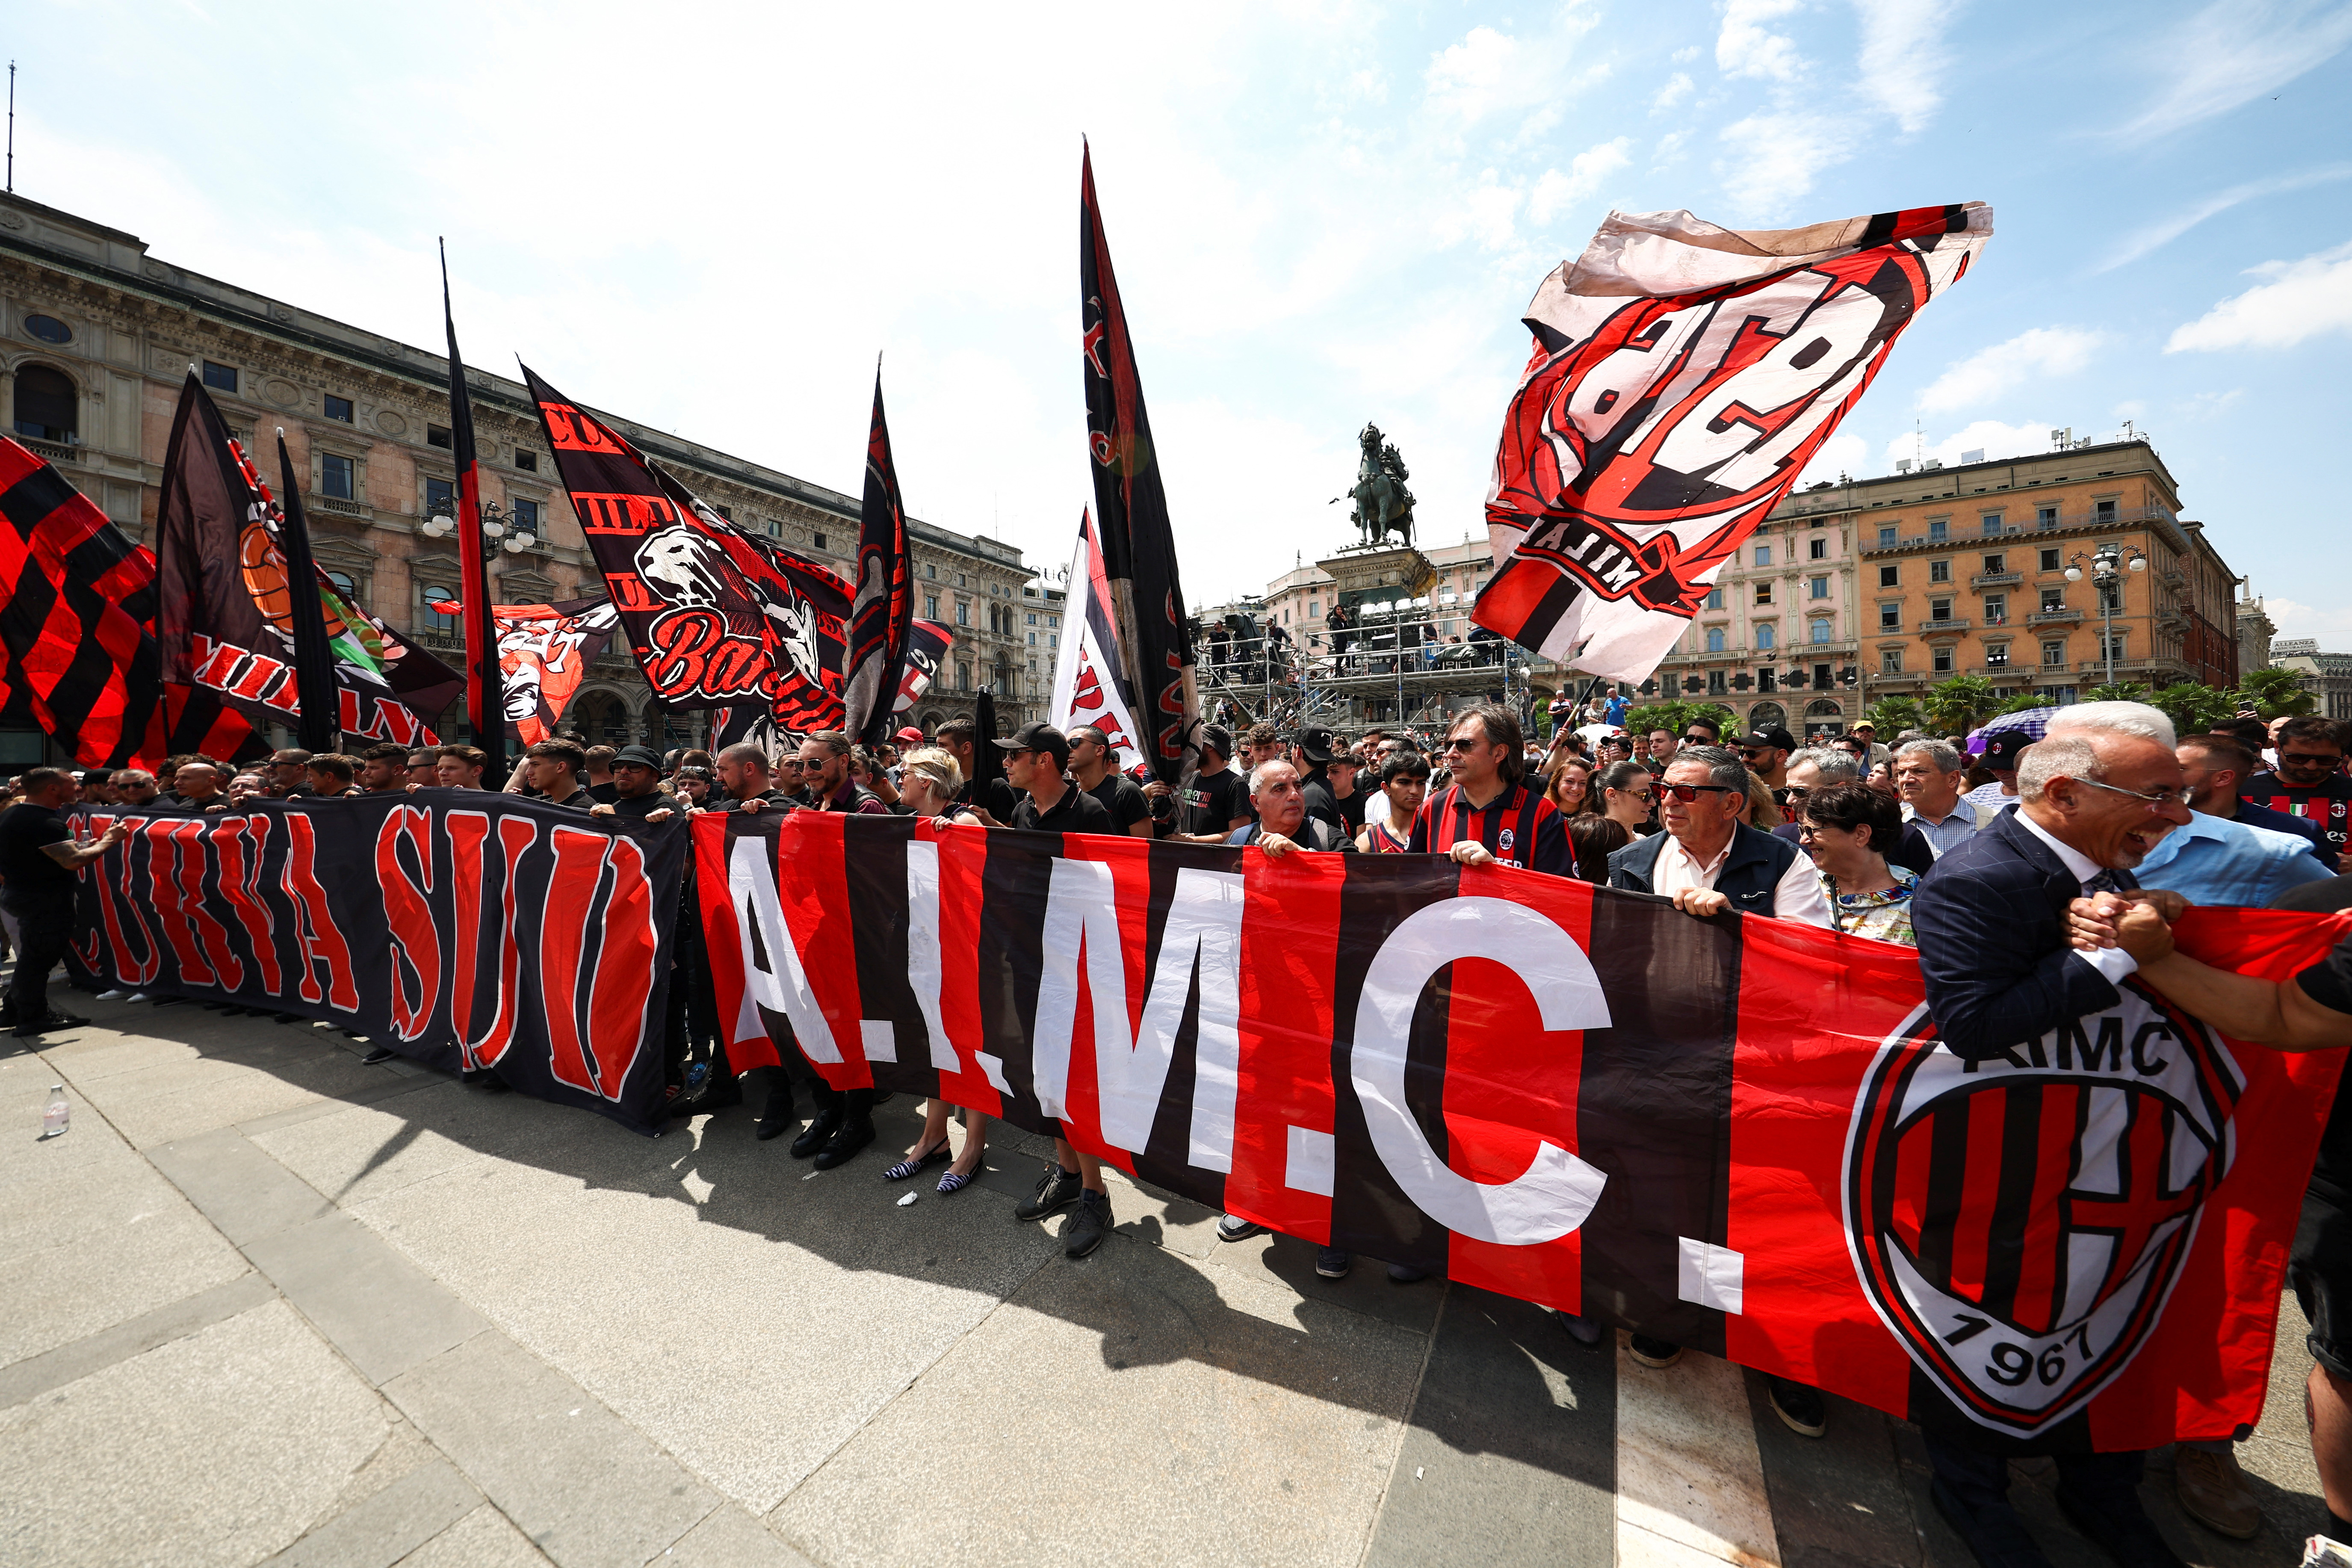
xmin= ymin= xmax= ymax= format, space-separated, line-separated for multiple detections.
xmin=483 ymin=597 xmax=620 ymax=745
xmin=1047 ymin=511 xmax=1144 ymax=768
xmin=272 ymin=433 xmax=345 ymax=754
xmin=440 ymin=242 xmax=506 ymax=773
xmin=1473 ymin=204 xmax=1991 ymax=682
xmin=842 ymin=369 xmax=914 ymax=746
xmin=1080 ymin=143 xmax=1197 ymax=777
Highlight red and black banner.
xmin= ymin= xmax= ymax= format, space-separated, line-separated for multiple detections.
xmin=441 ymin=243 xmax=505 ymax=774
xmin=894 ymin=617 xmax=952 ymax=718
xmin=70 ymin=794 xmax=686 ymax=1132
xmin=272 ymin=434 xmax=344 ymax=754
xmin=0 ymin=434 xmax=170 ymax=768
xmin=154 ymin=375 xmax=460 ymax=748
xmin=700 ymin=810 xmax=2347 ymax=1450
xmin=524 ymin=365 xmax=852 ymax=731
xmin=1474 ymin=205 xmax=1991 ymax=684
xmin=1079 ymin=144 xmax=1197 ymax=778
xmin=842 ymin=370 xmax=913 ymax=746
xmin=482 ymin=597 xmax=620 ymax=745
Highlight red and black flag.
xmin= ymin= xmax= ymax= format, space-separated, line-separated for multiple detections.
xmin=892 ymin=618 xmax=952 ymax=719
xmin=1079 ymin=143 xmax=1197 ymax=778
xmin=702 ymin=811 xmax=2347 ymax=1452
xmin=842 ymin=367 xmax=913 ymax=746
xmin=441 ymin=242 xmax=505 ymax=774
xmin=272 ymin=432 xmax=343 ymax=754
xmin=524 ymin=364 xmax=851 ymax=733
xmin=481 ymin=597 xmax=619 ymax=746
xmin=0 ymin=434 xmax=169 ymax=768
xmin=155 ymin=374 xmax=459 ymax=750
xmin=1474 ymin=205 xmax=1991 ymax=683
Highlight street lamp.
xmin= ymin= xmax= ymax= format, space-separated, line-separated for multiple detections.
xmin=2063 ymin=544 xmax=2147 ymax=688
xmin=421 ymin=499 xmax=533 ymax=554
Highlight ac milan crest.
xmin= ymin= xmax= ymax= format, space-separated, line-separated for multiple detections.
xmin=1845 ymin=986 xmax=2243 ymax=1438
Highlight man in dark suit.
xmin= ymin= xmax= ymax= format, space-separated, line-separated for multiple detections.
xmin=1911 ymin=703 xmax=2195 ymax=1568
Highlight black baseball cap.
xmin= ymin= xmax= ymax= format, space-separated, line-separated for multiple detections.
xmin=993 ymin=722 xmax=1069 ymax=756
xmin=1979 ymin=730 xmax=2032 ymax=771
xmin=1200 ymin=723 xmax=1235 ymax=759
xmin=1294 ymin=726 xmax=1337 ymax=764
xmin=613 ymin=744 xmax=665 ymax=771
xmin=1739 ymin=726 xmax=1797 ymax=753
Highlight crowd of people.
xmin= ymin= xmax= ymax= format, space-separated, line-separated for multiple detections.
xmin=9 ymin=698 xmax=2352 ymax=1568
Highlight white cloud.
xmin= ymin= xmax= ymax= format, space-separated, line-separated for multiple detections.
xmin=1673 ymin=44 xmax=1702 ymax=62
xmin=1800 ymin=430 xmax=1869 ymax=485
xmin=1424 ymin=26 xmax=1520 ymax=122
xmin=1852 ymin=0 xmax=1953 ymax=135
xmin=1463 ymin=175 xmax=1523 ymax=250
xmin=2095 ymin=164 xmax=2352 ymax=272
xmin=2117 ymin=0 xmax=2352 ymax=140
xmin=2166 ymin=240 xmax=2352 ymax=352
xmin=1718 ymin=0 xmax=1808 ymax=81
xmin=1651 ymin=71 xmax=1695 ymax=111
xmin=2177 ymin=388 xmax=2246 ymax=421
xmin=1712 ymin=111 xmax=1857 ymax=216
xmin=1423 ymin=10 xmax=1605 ymax=133
xmin=1528 ymin=137 xmax=1634 ymax=224
xmin=1887 ymin=421 xmax=2059 ymax=470
xmin=1918 ymin=327 xmax=2103 ymax=412
xmin=2265 ymin=598 xmax=2352 ymax=644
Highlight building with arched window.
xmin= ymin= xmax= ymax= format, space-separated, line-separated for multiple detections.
xmin=0 ymin=191 xmax=1041 ymax=756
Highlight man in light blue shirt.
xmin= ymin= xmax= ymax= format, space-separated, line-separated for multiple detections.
xmin=2134 ymin=808 xmax=2333 ymax=907
xmin=1895 ymin=738 xmax=1998 ymax=859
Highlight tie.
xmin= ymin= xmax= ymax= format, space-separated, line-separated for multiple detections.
xmin=2083 ymin=869 xmax=2119 ymax=896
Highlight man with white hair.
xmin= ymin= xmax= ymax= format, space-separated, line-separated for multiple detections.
xmin=1908 ymin=701 xmax=2194 ymax=1567
xmin=1893 ymin=738 xmax=1997 ymax=859
xmin=1772 ymin=747 xmax=1935 ymax=876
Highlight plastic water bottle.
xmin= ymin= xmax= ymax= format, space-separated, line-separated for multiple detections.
xmin=41 ymin=1085 xmax=69 ymax=1139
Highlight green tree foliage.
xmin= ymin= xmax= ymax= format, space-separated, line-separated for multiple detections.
xmin=1623 ymin=700 xmax=1736 ymax=740
xmin=2240 ymin=667 xmax=2317 ymax=720
xmin=2145 ymin=682 xmax=2239 ymax=737
xmin=1992 ymin=692 xmax=2049 ymax=718
xmin=1920 ymin=676 xmax=1999 ymax=737
xmin=2082 ymin=681 xmax=2150 ymax=704
xmin=1863 ymin=695 xmax=1922 ymax=735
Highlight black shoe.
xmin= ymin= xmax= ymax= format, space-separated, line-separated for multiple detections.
xmin=811 ymin=1119 xmax=875 ymax=1170
xmin=1628 ymin=1335 xmax=1683 ymax=1368
xmin=1932 ymin=1477 xmax=2054 ymax=1568
xmin=1064 ymin=1189 xmax=1111 ymax=1258
xmin=360 ymin=1048 xmax=395 ymax=1066
xmin=755 ymin=1117 xmax=794 ymax=1142
xmin=1216 ymin=1214 xmax=1268 ymax=1243
xmin=790 ymin=1109 xmax=842 ymax=1158
xmin=1386 ymin=1262 xmax=1429 ymax=1284
xmin=1767 ymin=1377 xmax=1826 ymax=1438
xmin=1016 ymin=1163 xmax=1084 ymax=1222
xmin=14 ymin=1010 xmax=89 ymax=1039
xmin=479 ymin=1072 xmax=511 ymax=1095
xmin=1316 ymin=1246 xmax=1352 ymax=1279
xmin=272 ymin=1012 xmax=301 ymax=1024
xmin=2054 ymin=1481 xmax=2186 ymax=1568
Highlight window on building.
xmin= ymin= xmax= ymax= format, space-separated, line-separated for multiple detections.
xmin=1308 ymin=601 xmax=1318 ymax=617
xmin=1705 ymin=626 xmax=1726 ymax=653
xmin=1879 ymin=602 xmax=1901 ymax=630
xmin=2094 ymin=499 xmax=2117 ymax=521
xmin=21 ymin=313 xmax=71 ymax=344
xmin=1929 ymin=559 xmax=1951 ymax=583
xmin=324 ymin=394 xmax=354 ymax=423
xmin=924 ymin=595 xmax=939 ymax=620
xmin=2039 ymin=588 xmax=2064 ymax=612
xmin=1810 ymin=619 xmax=1832 ymax=644
xmin=1026 ymin=612 xmax=1037 ymax=626
xmin=202 ymin=360 xmax=238 ymax=393
xmin=1882 ymin=648 xmax=1903 ymax=674
xmin=1984 ymin=594 xmax=2006 ymax=623
xmin=423 ymin=585 xmax=461 ymax=633
xmin=1758 ymin=667 xmax=1778 ymax=692
xmin=1878 ymin=565 xmax=1899 ymax=588
xmin=1929 ymin=597 xmax=1953 ymax=622
xmin=320 ymin=453 xmax=355 ymax=500
xmin=1986 ymin=644 xmax=2009 ymax=667
xmin=2037 ymin=505 xmax=2059 ymax=529
xmin=1929 ymin=519 xmax=1949 ymax=541
xmin=1048 ymin=615 xmax=1059 ymax=628
xmin=425 ymin=477 xmax=454 ymax=519
xmin=1808 ymin=537 xmax=1827 ymax=560
xmin=955 ymin=602 xmax=970 ymax=627
xmin=1708 ymin=669 xmax=1727 ymax=694
xmin=1754 ymin=545 xmax=1772 ymax=566
xmin=1808 ymin=576 xmax=1829 ymax=599
xmin=325 ymin=570 xmax=358 ymax=604
xmin=1756 ymin=622 xmax=1776 ymax=650
xmin=813 ymin=532 xmax=828 ymax=550
xmin=2102 ymin=633 xmax=2126 ymax=660
xmin=1878 ymin=526 xmax=1897 ymax=546
xmin=10 ymin=364 xmax=77 ymax=443
xmin=2038 ymin=547 xmax=2060 ymax=571
xmin=956 ymin=573 xmax=966 ymax=586
xmin=1754 ymin=582 xmax=1773 ymax=605
xmin=1932 ymin=646 xmax=1955 ymax=673
xmin=1983 ymin=553 xmax=2005 ymax=574
xmin=1980 ymin=514 xmax=2003 ymax=537
xmin=1028 ymin=632 xmax=1037 ymax=646
xmin=1705 ymin=587 xmax=1724 ymax=611
xmin=2042 ymin=640 xmax=2066 ymax=667
xmin=957 ymin=661 xmax=972 ymax=691
xmin=425 ymin=424 xmax=452 ymax=449
xmin=514 ymin=449 xmax=538 ymax=472
xmin=511 ymin=497 xmax=540 ymax=532
xmin=926 ymin=563 xmax=937 ymax=579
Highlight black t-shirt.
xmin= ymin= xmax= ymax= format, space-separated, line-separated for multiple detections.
xmin=1298 ymin=766 xmax=1345 ymax=835
xmin=2245 ymin=772 xmax=2352 ymax=856
xmin=1178 ymin=767 xmax=1248 ymax=837
xmin=603 ymin=792 xmax=678 ymax=820
xmin=586 ymin=780 xmax=621 ymax=805
xmin=530 ymin=787 xmax=594 ymax=812
xmin=954 ymin=776 xmax=1019 ymax=823
xmin=0 ymin=803 xmax=75 ymax=899
xmin=1334 ymin=784 xmax=1369 ymax=835
xmin=1085 ymin=774 xmax=1150 ymax=833
xmin=1011 ymin=780 xmax=1118 ymax=836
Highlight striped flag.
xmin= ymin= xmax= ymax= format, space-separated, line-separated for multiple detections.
xmin=842 ymin=369 xmax=913 ymax=746
xmin=1047 ymin=511 xmax=1144 ymax=767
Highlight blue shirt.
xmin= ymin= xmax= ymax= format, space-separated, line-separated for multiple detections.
xmin=2134 ymin=810 xmax=2334 ymax=907
xmin=1903 ymin=800 xmax=1988 ymax=860
xmin=1604 ymin=695 xmax=1631 ymax=726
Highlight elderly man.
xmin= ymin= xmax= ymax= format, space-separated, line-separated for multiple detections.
xmin=1908 ymin=702 xmax=2194 ymax=1568
xmin=0 ymin=768 xmax=126 ymax=1035
xmin=109 ymin=769 xmax=160 ymax=806
xmin=1224 ymin=759 xmax=1351 ymax=853
xmin=1894 ymin=738 xmax=1996 ymax=859
xmin=1771 ymin=748 xmax=1935 ymax=876
xmin=1407 ymin=702 xmax=1573 ymax=876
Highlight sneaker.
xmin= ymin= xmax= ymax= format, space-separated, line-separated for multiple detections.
xmin=1767 ymin=1377 xmax=1827 ymax=1438
xmin=1316 ymin=1246 xmax=1352 ymax=1279
xmin=789 ymin=1108 xmax=842 ymax=1158
xmin=1063 ymin=1189 xmax=1112 ymax=1258
xmin=13 ymin=1010 xmax=89 ymax=1039
xmin=126 ymin=992 xmax=151 ymax=1004
xmin=1386 ymin=1262 xmax=1429 ymax=1284
xmin=1628 ymin=1335 xmax=1683 ymax=1368
xmin=1016 ymin=1163 xmax=1084 ymax=1222
xmin=96 ymin=989 xmax=127 ymax=1001
xmin=2173 ymin=1445 xmax=2260 ymax=1540
xmin=811 ymin=1119 xmax=876 ymax=1170
xmin=1217 ymin=1214 xmax=1269 ymax=1243
xmin=360 ymin=1048 xmax=395 ymax=1066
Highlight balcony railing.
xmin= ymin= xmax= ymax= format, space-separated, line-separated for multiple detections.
xmin=314 ymin=496 xmax=371 ymax=519
xmin=1971 ymin=572 xmax=2022 ymax=588
xmin=1863 ymin=505 xmax=2176 ymax=554
xmin=18 ymin=435 xmax=81 ymax=465
xmin=2027 ymin=608 xmax=2083 ymax=625
xmin=1918 ymin=617 xmax=1970 ymax=633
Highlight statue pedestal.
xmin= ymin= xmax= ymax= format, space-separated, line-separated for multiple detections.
xmin=1316 ymin=542 xmax=1433 ymax=604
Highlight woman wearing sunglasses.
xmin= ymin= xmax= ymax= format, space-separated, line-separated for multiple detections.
xmin=1594 ymin=760 xmax=1657 ymax=838
xmin=1799 ymin=782 xmax=1919 ymax=946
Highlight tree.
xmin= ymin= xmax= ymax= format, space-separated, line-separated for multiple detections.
xmin=1624 ymin=700 xmax=1736 ymax=741
xmin=2145 ymin=682 xmax=2238 ymax=737
xmin=2240 ymin=667 xmax=2317 ymax=720
xmin=1864 ymin=695 xmax=1922 ymax=735
xmin=1920 ymin=676 xmax=1998 ymax=738
xmin=1992 ymin=691 xmax=2048 ymax=718
xmin=2082 ymin=681 xmax=2150 ymax=704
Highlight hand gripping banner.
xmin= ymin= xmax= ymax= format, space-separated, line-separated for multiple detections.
xmin=1474 ymin=204 xmax=1991 ymax=683
xmin=700 ymin=810 xmax=2346 ymax=1450
xmin=70 ymin=795 xmax=686 ymax=1133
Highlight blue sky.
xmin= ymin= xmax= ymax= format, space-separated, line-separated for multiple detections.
xmin=12 ymin=1 xmax=2351 ymax=642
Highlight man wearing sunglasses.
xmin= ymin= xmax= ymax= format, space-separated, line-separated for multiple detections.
xmin=2245 ymin=716 xmax=2352 ymax=862
xmin=1736 ymin=725 xmax=1796 ymax=794
xmin=1908 ymin=702 xmax=2195 ymax=1568
xmin=1404 ymin=703 xmax=1572 ymax=877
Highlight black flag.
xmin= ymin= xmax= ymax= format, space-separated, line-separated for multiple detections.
xmin=842 ymin=368 xmax=913 ymax=746
xmin=272 ymin=432 xmax=342 ymax=753
xmin=1079 ymin=142 xmax=1197 ymax=779
xmin=441 ymin=240 xmax=504 ymax=777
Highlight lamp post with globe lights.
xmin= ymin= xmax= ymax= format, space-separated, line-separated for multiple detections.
xmin=2064 ymin=543 xmax=2147 ymax=688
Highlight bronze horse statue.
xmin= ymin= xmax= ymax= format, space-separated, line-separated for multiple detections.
xmin=1344 ymin=423 xmax=1417 ymax=549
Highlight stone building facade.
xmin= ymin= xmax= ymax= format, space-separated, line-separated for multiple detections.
xmin=2273 ymin=639 xmax=2352 ymax=722
xmin=0 ymin=191 xmax=1037 ymax=758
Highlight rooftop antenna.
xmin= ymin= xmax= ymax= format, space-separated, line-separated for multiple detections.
xmin=6 ymin=62 xmax=15 ymax=194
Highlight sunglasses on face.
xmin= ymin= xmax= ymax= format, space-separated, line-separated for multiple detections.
xmin=1656 ymin=782 xmax=1740 ymax=804
xmin=1440 ymin=737 xmax=1485 ymax=754
xmin=2278 ymin=752 xmax=2344 ymax=771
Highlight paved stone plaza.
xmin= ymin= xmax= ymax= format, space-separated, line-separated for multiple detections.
xmin=0 ymin=992 xmax=2336 ymax=1567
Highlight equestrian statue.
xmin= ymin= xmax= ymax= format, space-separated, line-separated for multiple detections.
xmin=1341 ymin=423 xmax=1417 ymax=549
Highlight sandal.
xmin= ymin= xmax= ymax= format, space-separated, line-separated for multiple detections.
xmin=937 ymin=1166 xmax=977 ymax=1195
xmin=883 ymin=1141 xmax=951 ymax=1181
